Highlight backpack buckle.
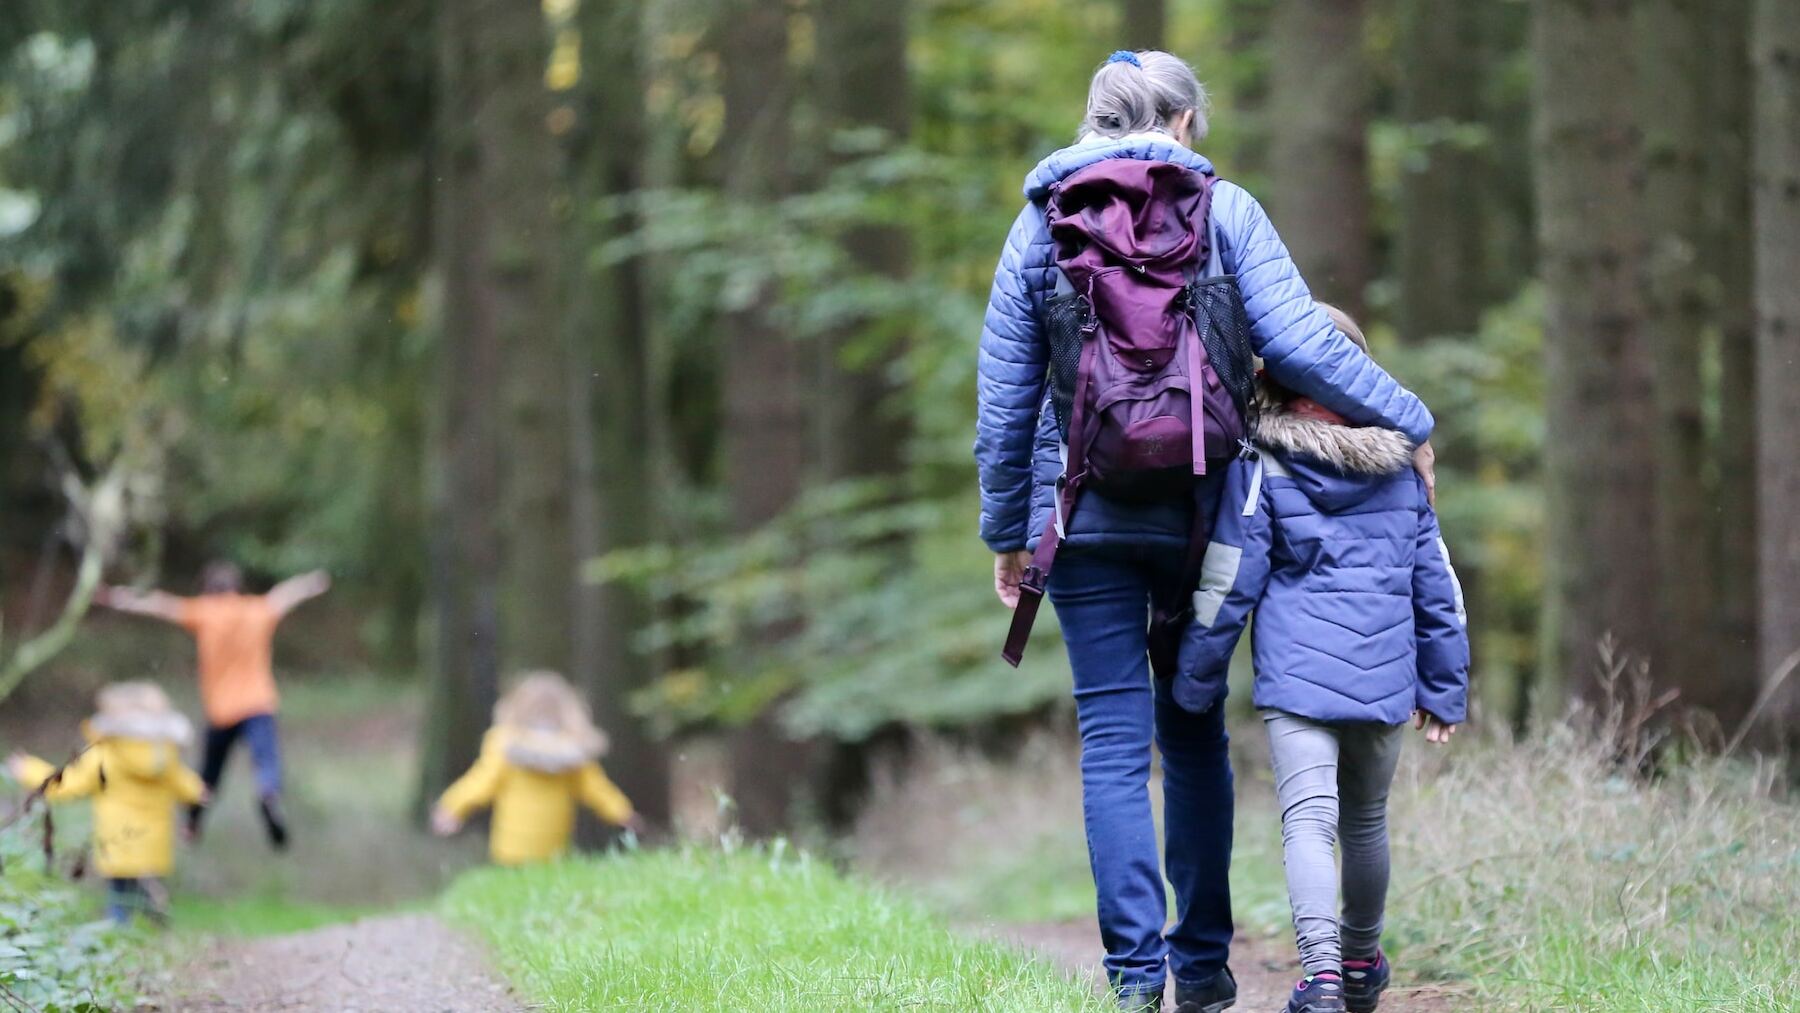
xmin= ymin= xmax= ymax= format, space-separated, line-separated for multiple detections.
xmin=1020 ymin=565 xmax=1048 ymax=595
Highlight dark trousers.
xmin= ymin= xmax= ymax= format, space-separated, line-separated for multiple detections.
xmin=190 ymin=713 xmax=284 ymax=837
xmin=106 ymin=877 xmax=167 ymax=924
xmin=1048 ymin=544 xmax=1236 ymax=997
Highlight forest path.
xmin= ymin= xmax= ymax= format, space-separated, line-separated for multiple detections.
xmin=166 ymin=912 xmax=521 ymax=1012
xmin=990 ymin=920 xmax=1466 ymax=1012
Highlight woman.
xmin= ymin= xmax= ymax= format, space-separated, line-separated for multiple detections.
xmin=974 ymin=51 xmax=1435 ymax=1012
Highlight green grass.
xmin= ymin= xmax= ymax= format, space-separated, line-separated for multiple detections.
xmin=168 ymin=893 xmax=378 ymax=937
xmin=442 ymin=846 xmax=1105 ymax=1011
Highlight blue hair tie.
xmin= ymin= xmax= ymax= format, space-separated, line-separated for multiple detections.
xmin=1107 ymin=50 xmax=1142 ymax=68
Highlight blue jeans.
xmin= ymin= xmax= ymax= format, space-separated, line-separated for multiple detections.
xmin=1049 ymin=545 xmax=1235 ymax=996
xmin=199 ymin=713 xmax=284 ymax=800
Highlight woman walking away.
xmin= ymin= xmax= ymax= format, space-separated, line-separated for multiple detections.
xmin=431 ymin=672 xmax=644 ymax=865
xmin=8 ymin=682 xmax=208 ymax=924
xmin=975 ymin=52 xmax=1437 ymax=1012
xmin=1172 ymin=308 xmax=1469 ymax=1013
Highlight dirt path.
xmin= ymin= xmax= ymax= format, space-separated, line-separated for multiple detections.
xmin=990 ymin=920 xmax=1466 ymax=1011
xmin=166 ymin=913 xmax=522 ymax=1012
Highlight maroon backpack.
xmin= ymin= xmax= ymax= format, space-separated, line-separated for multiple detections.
xmin=1002 ymin=160 xmax=1255 ymax=671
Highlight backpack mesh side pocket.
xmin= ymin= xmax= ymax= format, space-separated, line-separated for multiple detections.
xmin=1045 ymin=291 xmax=1089 ymax=441
xmin=1188 ymin=276 xmax=1255 ymax=422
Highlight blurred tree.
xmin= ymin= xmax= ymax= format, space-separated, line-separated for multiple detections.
xmin=567 ymin=0 xmax=671 ymax=828
xmin=1711 ymin=0 xmax=1759 ymax=714
xmin=716 ymin=0 xmax=811 ymax=836
xmin=1531 ymin=0 xmax=1659 ymax=695
xmin=1637 ymin=0 xmax=1720 ymax=711
xmin=1752 ymin=0 xmax=1800 ymax=722
xmin=1268 ymin=0 xmax=1370 ymax=319
xmin=1121 ymin=0 xmax=1165 ymax=51
xmin=417 ymin=0 xmax=511 ymax=808
xmin=1394 ymin=0 xmax=1487 ymax=342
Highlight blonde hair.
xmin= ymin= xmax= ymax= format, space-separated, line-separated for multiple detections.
xmin=493 ymin=671 xmax=607 ymax=757
xmin=1081 ymin=50 xmax=1210 ymax=142
xmin=1318 ymin=303 xmax=1372 ymax=356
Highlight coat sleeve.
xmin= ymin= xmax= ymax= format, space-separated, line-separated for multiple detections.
xmin=167 ymin=759 xmax=207 ymax=806
xmin=1173 ymin=455 xmax=1275 ymax=712
xmin=16 ymin=751 xmax=102 ymax=801
xmin=1214 ymin=183 xmax=1435 ymax=445
xmin=975 ymin=204 xmax=1052 ymax=552
xmin=436 ymin=731 xmax=506 ymax=819
xmin=1412 ymin=482 xmax=1470 ymax=724
xmin=574 ymin=763 xmax=634 ymax=826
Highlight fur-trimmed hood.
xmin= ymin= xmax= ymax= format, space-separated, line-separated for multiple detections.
xmin=1250 ymin=381 xmax=1415 ymax=478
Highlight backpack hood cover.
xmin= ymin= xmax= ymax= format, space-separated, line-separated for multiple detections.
xmin=1047 ymin=159 xmax=1209 ymax=359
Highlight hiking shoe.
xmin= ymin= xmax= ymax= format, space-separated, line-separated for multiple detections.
xmin=259 ymin=795 xmax=290 ymax=851
xmin=1116 ymin=988 xmax=1162 ymax=1012
xmin=1342 ymin=952 xmax=1390 ymax=1012
xmin=1173 ymin=965 xmax=1237 ymax=1012
xmin=1286 ymin=972 xmax=1346 ymax=1013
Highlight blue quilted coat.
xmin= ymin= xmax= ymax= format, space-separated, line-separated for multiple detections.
xmin=974 ymin=135 xmax=1436 ymax=555
xmin=1171 ymin=389 xmax=1471 ymax=725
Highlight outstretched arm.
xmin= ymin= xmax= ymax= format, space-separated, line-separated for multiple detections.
xmin=431 ymin=732 xmax=505 ymax=834
xmin=267 ymin=570 xmax=331 ymax=619
xmin=93 ymin=585 xmax=188 ymax=624
xmin=575 ymin=762 xmax=640 ymax=830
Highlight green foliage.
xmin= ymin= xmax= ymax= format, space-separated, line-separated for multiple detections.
xmin=442 ymin=845 xmax=1103 ymax=1012
xmin=0 ymin=829 xmax=141 ymax=1011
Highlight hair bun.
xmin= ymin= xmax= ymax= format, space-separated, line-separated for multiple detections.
xmin=1107 ymin=50 xmax=1142 ymax=68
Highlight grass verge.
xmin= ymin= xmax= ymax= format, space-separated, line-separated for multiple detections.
xmin=442 ymin=845 xmax=1105 ymax=1011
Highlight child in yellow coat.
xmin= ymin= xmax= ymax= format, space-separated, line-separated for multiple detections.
xmin=431 ymin=672 xmax=641 ymax=865
xmin=7 ymin=682 xmax=207 ymax=923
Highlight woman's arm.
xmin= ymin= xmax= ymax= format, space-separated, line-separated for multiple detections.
xmin=1213 ymin=182 xmax=1435 ymax=445
xmin=93 ymin=586 xmax=189 ymax=625
xmin=975 ymin=205 xmax=1053 ymax=555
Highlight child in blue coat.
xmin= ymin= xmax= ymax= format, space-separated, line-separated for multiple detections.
xmin=1174 ymin=307 xmax=1470 ymax=1013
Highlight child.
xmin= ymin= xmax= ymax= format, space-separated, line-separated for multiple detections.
xmin=7 ymin=682 xmax=208 ymax=924
xmin=1172 ymin=306 xmax=1469 ymax=1013
xmin=431 ymin=671 xmax=642 ymax=865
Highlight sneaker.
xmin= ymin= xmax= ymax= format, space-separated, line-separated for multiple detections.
xmin=1342 ymin=953 xmax=1390 ymax=1012
xmin=1286 ymin=972 xmax=1346 ymax=1013
xmin=259 ymin=795 xmax=290 ymax=851
xmin=1173 ymin=965 xmax=1237 ymax=1012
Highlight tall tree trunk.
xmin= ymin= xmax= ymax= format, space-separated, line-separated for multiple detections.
xmin=1531 ymin=0 xmax=1659 ymax=696
xmin=1711 ymin=0 xmax=1759 ymax=723
xmin=493 ymin=2 xmax=572 ymax=675
xmin=1268 ymin=0 xmax=1371 ymax=320
xmin=417 ymin=0 xmax=507 ymax=809
xmin=811 ymin=0 xmax=913 ymax=828
xmin=1120 ymin=0 xmax=1165 ymax=51
xmin=1637 ymin=0 xmax=1720 ymax=715
xmin=1394 ymin=0 xmax=1486 ymax=342
xmin=567 ymin=0 xmax=671 ymax=828
xmin=717 ymin=0 xmax=810 ymax=837
xmin=1752 ymin=0 xmax=1800 ymax=726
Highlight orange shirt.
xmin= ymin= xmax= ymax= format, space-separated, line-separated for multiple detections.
xmin=177 ymin=594 xmax=282 ymax=726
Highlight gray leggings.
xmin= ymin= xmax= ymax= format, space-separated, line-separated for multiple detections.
xmin=1261 ymin=710 xmax=1404 ymax=975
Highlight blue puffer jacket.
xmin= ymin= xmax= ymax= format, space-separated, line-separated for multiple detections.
xmin=1171 ymin=391 xmax=1470 ymax=725
xmin=975 ymin=134 xmax=1436 ymax=554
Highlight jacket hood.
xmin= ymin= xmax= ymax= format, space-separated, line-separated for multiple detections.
xmin=1024 ymin=133 xmax=1216 ymax=202
xmin=502 ymin=728 xmax=595 ymax=773
xmin=1252 ymin=381 xmax=1414 ymax=512
xmin=89 ymin=735 xmax=183 ymax=781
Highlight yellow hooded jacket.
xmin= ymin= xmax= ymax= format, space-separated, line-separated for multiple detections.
xmin=16 ymin=735 xmax=205 ymax=879
xmin=437 ymin=728 xmax=634 ymax=866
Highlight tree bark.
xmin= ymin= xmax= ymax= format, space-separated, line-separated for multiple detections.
xmin=567 ymin=0 xmax=671 ymax=828
xmin=492 ymin=0 xmax=573 ymax=676
xmin=1752 ymin=0 xmax=1800 ymax=725
xmin=1267 ymin=0 xmax=1371 ymax=321
xmin=1637 ymin=0 xmax=1721 ymax=715
xmin=1120 ymin=0 xmax=1166 ymax=51
xmin=1711 ymin=0 xmax=1759 ymax=725
xmin=717 ymin=0 xmax=811 ymax=836
xmin=1531 ymin=0 xmax=1659 ymax=696
xmin=1395 ymin=0 xmax=1487 ymax=342
xmin=417 ymin=0 xmax=506 ymax=809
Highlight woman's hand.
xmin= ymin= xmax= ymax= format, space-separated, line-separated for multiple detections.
xmin=1413 ymin=710 xmax=1457 ymax=745
xmin=994 ymin=551 xmax=1032 ymax=609
xmin=1413 ymin=440 xmax=1437 ymax=506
